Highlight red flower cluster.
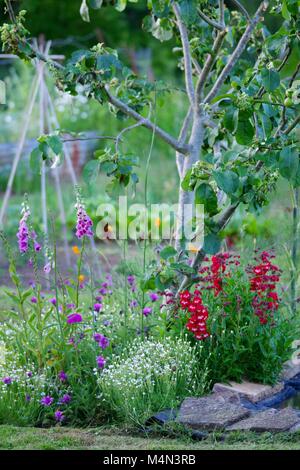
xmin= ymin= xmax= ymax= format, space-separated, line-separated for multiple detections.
xmin=197 ymin=252 xmax=240 ymax=296
xmin=248 ymin=251 xmax=281 ymax=325
xmin=179 ymin=290 xmax=209 ymax=340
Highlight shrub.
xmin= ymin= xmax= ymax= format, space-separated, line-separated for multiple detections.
xmin=178 ymin=252 xmax=296 ymax=385
xmin=98 ymin=337 xmax=209 ymax=425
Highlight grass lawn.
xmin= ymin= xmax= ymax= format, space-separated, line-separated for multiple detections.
xmin=1 ymin=425 xmax=300 ymax=450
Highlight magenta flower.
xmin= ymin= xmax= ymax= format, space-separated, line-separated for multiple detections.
xmin=2 ymin=376 xmax=12 ymax=385
xmin=75 ymin=204 xmax=93 ymax=239
xmin=40 ymin=395 xmax=54 ymax=406
xmin=44 ymin=262 xmax=51 ymax=274
xmin=55 ymin=410 xmax=65 ymax=422
xmin=67 ymin=313 xmax=82 ymax=324
xmin=66 ymin=303 xmax=75 ymax=309
xmin=93 ymin=303 xmax=102 ymax=313
xmin=31 ymin=296 xmax=37 ymax=304
xmin=58 ymin=370 xmax=68 ymax=382
xmin=17 ymin=210 xmax=30 ymax=253
xmin=127 ymin=275 xmax=135 ymax=286
xmin=60 ymin=393 xmax=72 ymax=404
xmin=34 ymin=241 xmax=41 ymax=252
xmin=93 ymin=333 xmax=109 ymax=349
xmin=143 ymin=307 xmax=152 ymax=317
xmin=96 ymin=355 xmax=106 ymax=369
xmin=49 ymin=297 xmax=57 ymax=306
xmin=149 ymin=292 xmax=159 ymax=302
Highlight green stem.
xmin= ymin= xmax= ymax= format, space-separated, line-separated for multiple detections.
xmin=141 ymin=94 xmax=157 ymax=338
xmin=76 ymin=237 xmax=86 ymax=308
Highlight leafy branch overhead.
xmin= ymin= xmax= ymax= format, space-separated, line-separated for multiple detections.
xmin=1 ymin=0 xmax=299 ymax=291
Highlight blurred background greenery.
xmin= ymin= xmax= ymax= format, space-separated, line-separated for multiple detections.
xmin=0 ymin=0 xmax=298 ymax=298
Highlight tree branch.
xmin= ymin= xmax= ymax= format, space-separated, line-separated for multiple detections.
xmin=176 ymin=106 xmax=193 ymax=177
xmin=176 ymin=202 xmax=239 ymax=295
xmin=204 ymin=1 xmax=269 ymax=104
xmin=198 ymin=8 xmax=225 ymax=31
xmin=104 ymin=86 xmax=190 ymax=155
xmin=173 ymin=3 xmax=195 ymax=106
xmin=219 ymin=0 xmax=225 ymax=26
xmin=195 ymin=29 xmax=227 ymax=102
xmin=229 ymin=0 xmax=251 ymax=21
xmin=283 ymin=115 xmax=300 ymax=135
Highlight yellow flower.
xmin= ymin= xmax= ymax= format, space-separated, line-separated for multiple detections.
xmin=72 ymin=245 xmax=80 ymax=255
xmin=154 ymin=217 xmax=161 ymax=228
xmin=78 ymin=274 xmax=85 ymax=283
xmin=188 ymin=243 xmax=198 ymax=254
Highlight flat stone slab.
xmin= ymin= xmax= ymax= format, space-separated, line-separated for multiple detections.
xmin=281 ymin=361 xmax=300 ymax=380
xmin=213 ymin=381 xmax=284 ymax=403
xmin=227 ymin=408 xmax=300 ymax=432
xmin=177 ymin=397 xmax=250 ymax=431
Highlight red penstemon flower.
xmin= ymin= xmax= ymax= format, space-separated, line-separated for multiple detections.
xmin=248 ymin=251 xmax=281 ymax=325
xmin=179 ymin=290 xmax=210 ymax=340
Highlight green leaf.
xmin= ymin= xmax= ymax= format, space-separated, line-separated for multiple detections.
xmin=213 ymin=170 xmax=239 ymax=195
xmin=279 ymin=146 xmax=299 ymax=181
xmin=47 ymin=135 xmax=63 ymax=155
xmin=170 ymin=262 xmax=195 ymax=275
xmin=235 ymin=110 xmax=254 ymax=145
xmin=282 ymin=0 xmax=291 ymax=20
xmin=152 ymin=18 xmax=173 ymax=41
xmin=223 ymin=108 xmax=237 ymax=132
xmin=181 ymin=169 xmax=192 ymax=191
xmin=83 ymin=160 xmax=99 ymax=184
xmin=115 ymin=0 xmax=127 ymax=12
xmin=179 ymin=0 xmax=198 ymax=25
xmin=30 ymin=147 xmax=42 ymax=174
xmin=195 ymin=183 xmax=218 ymax=216
xmin=160 ymin=245 xmax=177 ymax=260
xmin=203 ymin=233 xmax=221 ymax=255
xmin=90 ymin=0 xmax=103 ymax=8
xmin=260 ymin=68 xmax=280 ymax=92
xmin=80 ymin=0 xmax=90 ymax=22
xmin=100 ymin=161 xmax=118 ymax=174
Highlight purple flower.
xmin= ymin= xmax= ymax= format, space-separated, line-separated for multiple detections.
xmin=44 ymin=262 xmax=51 ymax=274
xmin=60 ymin=393 xmax=72 ymax=404
xmin=130 ymin=300 xmax=138 ymax=308
xmin=17 ymin=210 xmax=30 ymax=253
xmin=99 ymin=288 xmax=107 ymax=296
xmin=93 ymin=333 xmax=109 ymax=349
xmin=75 ymin=204 xmax=93 ymax=239
xmin=31 ymin=296 xmax=37 ymax=304
xmin=28 ymin=280 xmax=36 ymax=288
xmin=25 ymin=394 xmax=31 ymax=402
xmin=127 ymin=275 xmax=135 ymax=286
xmin=40 ymin=395 xmax=54 ymax=407
xmin=149 ymin=292 xmax=159 ymax=302
xmin=67 ymin=313 xmax=82 ymax=324
xmin=66 ymin=303 xmax=75 ymax=309
xmin=55 ymin=410 xmax=65 ymax=422
xmin=58 ymin=370 xmax=68 ymax=382
xmin=34 ymin=241 xmax=41 ymax=252
xmin=2 ymin=376 xmax=12 ymax=385
xmin=27 ymin=371 xmax=33 ymax=378
xmin=49 ymin=297 xmax=57 ymax=306
xmin=96 ymin=355 xmax=106 ymax=369
xmin=105 ymin=274 xmax=113 ymax=286
xmin=93 ymin=303 xmax=102 ymax=313
xmin=143 ymin=307 xmax=152 ymax=317
xmin=95 ymin=296 xmax=102 ymax=302
xmin=103 ymin=320 xmax=111 ymax=327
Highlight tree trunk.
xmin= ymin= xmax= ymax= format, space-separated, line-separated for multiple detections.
xmin=175 ymin=109 xmax=204 ymax=251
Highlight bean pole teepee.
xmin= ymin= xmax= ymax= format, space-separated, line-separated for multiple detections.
xmin=0 ymin=39 xmax=85 ymax=268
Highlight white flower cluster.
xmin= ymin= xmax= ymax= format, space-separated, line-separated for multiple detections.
xmin=98 ymin=336 xmax=198 ymax=392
